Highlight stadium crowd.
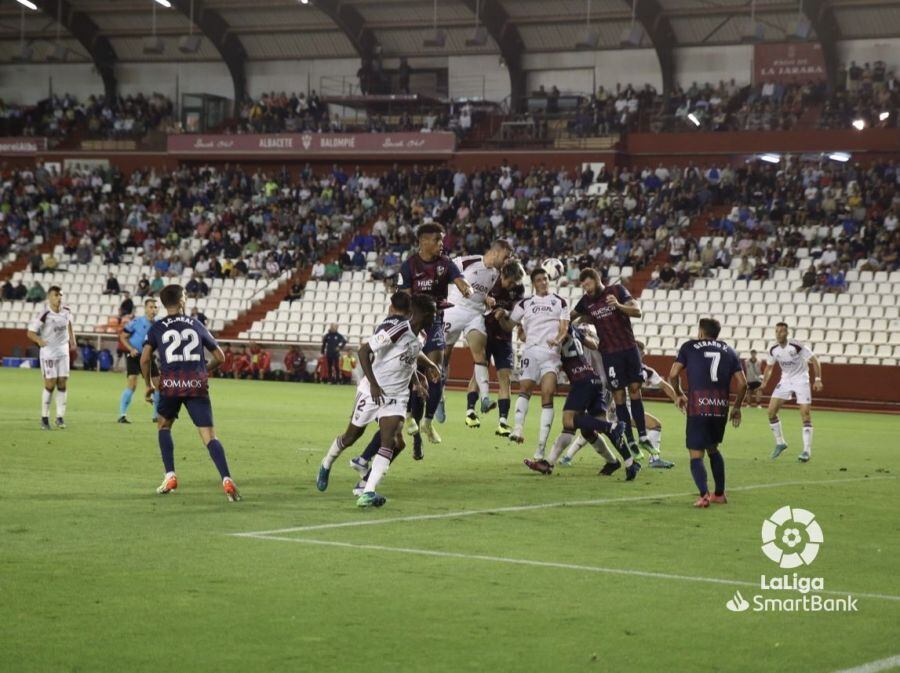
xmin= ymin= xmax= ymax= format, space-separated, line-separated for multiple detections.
xmin=0 ymin=93 xmax=174 ymax=141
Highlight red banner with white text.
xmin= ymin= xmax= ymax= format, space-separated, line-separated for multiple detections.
xmin=166 ymin=132 xmax=456 ymax=156
xmin=753 ymin=43 xmax=827 ymax=85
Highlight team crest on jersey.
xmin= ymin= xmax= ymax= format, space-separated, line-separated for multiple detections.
xmin=551 ymin=299 xmax=557 ymax=307
xmin=437 ymin=265 xmax=446 ymax=277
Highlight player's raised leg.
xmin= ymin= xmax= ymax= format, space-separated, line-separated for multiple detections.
xmin=318 ymin=421 xmax=365 ymax=491
xmin=466 ymin=330 xmax=495 ymax=414
xmin=464 ymin=375 xmax=480 ymax=428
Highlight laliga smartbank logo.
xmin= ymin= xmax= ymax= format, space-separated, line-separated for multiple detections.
xmin=724 ymin=506 xmax=858 ymax=613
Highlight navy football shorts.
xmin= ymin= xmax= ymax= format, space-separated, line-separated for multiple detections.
xmin=686 ymin=415 xmax=728 ymax=450
xmin=157 ymin=395 xmax=214 ymax=427
xmin=563 ymin=380 xmax=607 ymax=416
xmin=126 ymin=354 xmax=159 ymax=377
xmin=423 ymin=317 xmax=445 ymax=353
xmin=602 ymin=346 xmax=643 ymax=390
xmin=485 ymin=338 xmax=514 ymax=371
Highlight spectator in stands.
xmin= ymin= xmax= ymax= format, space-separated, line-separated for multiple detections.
xmin=825 ymin=264 xmax=847 ymax=293
xmin=104 ymin=273 xmax=120 ymax=295
xmin=43 ymin=253 xmax=60 ymax=273
xmin=339 ymin=347 xmax=357 ymax=385
xmin=136 ymin=274 xmax=150 ymax=298
xmin=736 ymin=255 xmax=753 ymax=281
xmin=744 ymin=350 xmax=765 ymax=408
xmin=352 ymin=247 xmax=367 ymax=271
xmin=119 ymin=291 xmax=134 ymax=318
xmin=1 ymin=279 xmax=13 ymax=301
xmin=12 ymin=280 xmax=27 ymax=301
xmin=658 ymin=262 xmax=677 ymax=289
xmin=26 ymin=281 xmax=46 ymax=304
xmin=190 ymin=307 xmax=208 ymax=325
xmin=312 ymin=261 xmax=326 ymax=281
xmin=149 ymin=271 xmax=165 ymax=296
xmin=324 ymin=260 xmax=342 ymax=282
xmin=185 ymin=274 xmax=209 ymax=299
xmin=287 ymin=281 xmax=305 ymax=304
xmin=76 ymin=239 xmax=92 ymax=265
xmin=30 ymin=251 xmax=43 ymax=273
xmin=321 ymin=324 xmax=346 ymax=384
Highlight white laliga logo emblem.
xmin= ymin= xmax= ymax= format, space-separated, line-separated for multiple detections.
xmin=761 ymin=505 xmax=823 ymax=568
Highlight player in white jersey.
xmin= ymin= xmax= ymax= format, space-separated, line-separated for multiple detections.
xmin=26 ymin=286 xmax=76 ymax=430
xmin=561 ymin=340 xmax=677 ymax=468
xmin=316 ymin=293 xmax=439 ymax=507
xmin=441 ymin=240 xmax=513 ymax=420
xmin=494 ymin=266 xmax=569 ymax=458
xmin=760 ymin=321 xmax=823 ymax=462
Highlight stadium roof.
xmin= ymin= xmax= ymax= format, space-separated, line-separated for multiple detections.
xmin=1 ymin=0 xmax=897 ymax=101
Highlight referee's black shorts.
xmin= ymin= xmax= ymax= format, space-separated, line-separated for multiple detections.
xmin=126 ymin=353 xmax=159 ymax=377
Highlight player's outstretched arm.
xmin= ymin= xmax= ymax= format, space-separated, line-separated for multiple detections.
xmin=731 ymin=371 xmax=748 ymax=426
xmin=454 ymin=276 xmax=473 ymax=298
xmin=68 ymin=322 xmax=76 ymax=352
xmin=809 ymin=355 xmax=824 ymax=391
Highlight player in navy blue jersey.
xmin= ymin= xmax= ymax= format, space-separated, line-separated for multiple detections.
xmin=141 ymin=284 xmax=240 ymax=502
xmin=523 ymin=327 xmax=631 ymax=478
xmin=398 ymin=222 xmax=472 ymax=455
xmin=668 ymin=318 xmax=747 ymax=508
xmin=571 ymin=268 xmax=652 ymax=462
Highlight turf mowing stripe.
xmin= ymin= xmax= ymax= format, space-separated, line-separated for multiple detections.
xmin=232 ymin=475 xmax=895 ymax=537
xmin=832 ymin=654 xmax=900 ymax=673
xmin=238 ymin=535 xmax=900 ymax=603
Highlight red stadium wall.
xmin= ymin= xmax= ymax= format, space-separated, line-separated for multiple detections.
xmin=445 ymin=348 xmax=900 ymax=412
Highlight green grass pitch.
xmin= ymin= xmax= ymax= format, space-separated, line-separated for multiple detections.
xmin=0 ymin=368 xmax=897 ymax=673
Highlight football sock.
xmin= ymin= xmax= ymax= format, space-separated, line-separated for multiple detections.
xmin=802 ymin=422 xmax=813 ymax=454
xmin=323 ymin=435 xmax=346 ymax=469
xmin=206 ymin=439 xmax=231 ymax=479
xmin=41 ymin=389 xmax=52 ymax=418
xmin=769 ymin=417 xmax=785 ymax=444
xmin=616 ymin=404 xmax=636 ymax=445
xmin=466 ymin=391 xmax=478 ymax=411
xmin=690 ymin=457 xmax=708 ymax=495
xmin=537 ymin=404 xmax=554 ymax=453
xmin=648 ymin=427 xmax=662 ymax=452
xmin=498 ymin=398 xmax=510 ymax=422
xmin=573 ymin=413 xmax=613 ymax=436
xmin=514 ymin=394 xmax=530 ymax=433
xmin=425 ymin=376 xmax=443 ymax=419
xmin=55 ymin=390 xmax=67 ymax=418
xmin=158 ymin=429 xmax=175 ymax=473
xmin=119 ymin=388 xmax=134 ymax=416
xmin=630 ymin=398 xmax=648 ymax=437
xmin=565 ymin=434 xmax=588 ymax=459
xmin=547 ymin=431 xmax=573 ymax=464
xmin=361 ymin=432 xmax=381 ymax=461
xmin=474 ymin=363 xmax=490 ymax=399
xmin=152 ymin=390 xmax=160 ymax=417
xmin=708 ymin=451 xmax=726 ymax=496
xmin=364 ymin=453 xmax=391 ymax=492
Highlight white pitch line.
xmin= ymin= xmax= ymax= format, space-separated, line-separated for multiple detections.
xmin=231 ymin=475 xmax=895 ymax=537
xmin=240 ymin=534 xmax=900 ymax=603
xmin=832 ymin=655 xmax=900 ymax=673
